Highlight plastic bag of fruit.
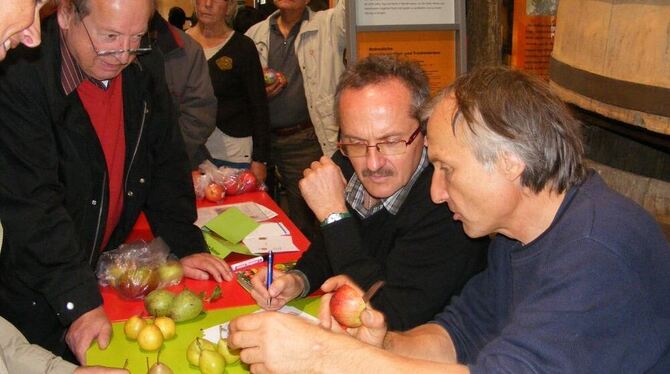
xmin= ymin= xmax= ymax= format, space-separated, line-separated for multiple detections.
xmin=96 ymin=237 xmax=184 ymax=300
xmin=193 ymin=160 xmax=266 ymax=202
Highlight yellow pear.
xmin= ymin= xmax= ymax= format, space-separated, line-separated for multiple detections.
xmin=154 ymin=316 xmax=176 ymax=340
xmin=123 ymin=315 xmax=146 ymax=340
xmin=137 ymin=324 xmax=164 ymax=351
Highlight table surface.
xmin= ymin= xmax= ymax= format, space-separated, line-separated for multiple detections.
xmin=103 ymin=191 xmax=310 ymax=322
xmin=89 ymin=191 xmax=314 ymax=373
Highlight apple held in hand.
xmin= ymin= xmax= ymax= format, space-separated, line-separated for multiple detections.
xmin=329 ymin=284 xmax=366 ymax=328
xmin=204 ymin=183 xmax=225 ymax=202
xmin=263 ymin=68 xmax=277 ymax=85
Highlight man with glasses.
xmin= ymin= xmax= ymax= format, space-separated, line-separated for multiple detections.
xmin=0 ymin=0 xmax=233 ymax=364
xmin=249 ymin=55 xmax=488 ymax=330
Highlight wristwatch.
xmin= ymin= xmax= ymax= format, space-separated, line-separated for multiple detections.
xmin=320 ymin=211 xmax=352 ymax=227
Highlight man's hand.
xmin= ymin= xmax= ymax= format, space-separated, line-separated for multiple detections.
xmin=319 ymin=275 xmax=388 ymax=348
xmin=181 ymin=252 xmax=233 ymax=282
xmin=250 ymin=161 xmax=267 ymax=184
xmin=249 ymin=267 xmax=305 ymax=310
xmin=299 ymin=156 xmax=348 ymax=221
xmin=265 ymin=79 xmax=286 ymax=98
xmin=228 ymin=311 xmax=356 ymax=373
xmin=74 ymin=367 xmax=129 ymax=374
xmin=65 ymin=306 xmax=111 ymax=365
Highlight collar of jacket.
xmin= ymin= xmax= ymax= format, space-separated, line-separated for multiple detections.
xmin=150 ymin=12 xmax=184 ymax=55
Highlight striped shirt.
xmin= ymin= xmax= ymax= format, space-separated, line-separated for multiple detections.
xmin=59 ymin=30 xmax=107 ymax=94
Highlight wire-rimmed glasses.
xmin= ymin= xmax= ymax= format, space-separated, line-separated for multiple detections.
xmin=338 ymin=126 xmax=423 ymax=158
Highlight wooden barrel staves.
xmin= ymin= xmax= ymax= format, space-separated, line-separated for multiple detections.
xmin=549 ymin=0 xmax=670 ymax=136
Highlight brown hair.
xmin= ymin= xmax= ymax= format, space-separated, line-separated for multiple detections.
xmin=334 ymin=55 xmax=430 ymax=131
xmin=423 ymin=66 xmax=587 ymax=193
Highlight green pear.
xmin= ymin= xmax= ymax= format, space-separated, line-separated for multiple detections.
xmin=157 ymin=259 xmax=184 ymax=285
xmin=199 ymin=350 xmax=225 ymax=374
xmin=169 ymin=289 xmax=203 ymax=322
xmin=144 ymin=289 xmax=175 ymax=317
xmin=217 ymin=338 xmax=240 ymax=364
xmin=186 ymin=338 xmax=216 ymax=366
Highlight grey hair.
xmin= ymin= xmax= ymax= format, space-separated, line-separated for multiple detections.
xmin=66 ymin=0 xmax=156 ymax=18
xmin=422 ymin=66 xmax=587 ymax=193
xmin=334 ymin=55 xmax=431 ymax=131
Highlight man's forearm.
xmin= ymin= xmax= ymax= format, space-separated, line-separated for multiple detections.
xmin=383 ymin=323 xmax=458 ymax=364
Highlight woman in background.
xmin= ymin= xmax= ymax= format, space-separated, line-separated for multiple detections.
xmin=187 ymin=0 xmax=270 ymax=183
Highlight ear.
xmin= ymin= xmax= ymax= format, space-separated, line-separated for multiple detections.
xmin=57 ymin=4 xmax=75 ymax=30
xmin=499 ymin=152 xmax=525 ymax=182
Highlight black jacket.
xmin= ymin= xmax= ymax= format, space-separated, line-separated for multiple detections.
xmin=296 ymin=151 xmax=489 ymax=331
xmin=0 ymin=17 xmax=205 ymax=353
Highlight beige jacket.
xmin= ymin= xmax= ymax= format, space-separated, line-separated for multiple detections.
xmin=0 ymin=317 xmax=77 ymax=374
xmin=245 ymin=0 xmax=347 ymax=157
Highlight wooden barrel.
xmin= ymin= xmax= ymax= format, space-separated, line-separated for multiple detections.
xmin=549 ymin=0 xmax=670 ymax=136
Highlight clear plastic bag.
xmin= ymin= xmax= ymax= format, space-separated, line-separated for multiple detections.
xmin=96 ymin=237 xmax=184 ymax=300
xmin=194 ymin=160 xmax=265 ymax=202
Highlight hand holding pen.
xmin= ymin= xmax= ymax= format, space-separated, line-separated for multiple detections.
xmin=266 ymin=250 xmax=274 ymax=307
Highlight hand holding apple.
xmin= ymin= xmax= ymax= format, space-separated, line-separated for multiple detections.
xmin=319 ymin=275 xmax=388 ymax=347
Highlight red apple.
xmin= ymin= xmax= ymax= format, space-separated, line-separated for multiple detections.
xmin=205 ymin=183 xmax=225 ymax=202
xmin=117 ymin=267 xmax=160 ymax=299
xmin=263 ymin=68 xmax=277 ymax=85
xmin=237 ymin=170 xmax=258 ymax=194
xmin=329 ymin=284 xmax=366 ymax=328
xmin=222 ymin=177 xmax=239 ymax=196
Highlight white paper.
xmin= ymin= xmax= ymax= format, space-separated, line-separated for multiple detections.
xmin=246 ymin=222 xmax=290 ymax=238
xmin=195 ymin=202 xmax=278 ymax=227
xmin=242 ymin=236 xmax=299 ymax=254
xmin=201 ymin=306 xmax=319 ymax=342
xmin=357 ymin=0 xmax=456 ymax=26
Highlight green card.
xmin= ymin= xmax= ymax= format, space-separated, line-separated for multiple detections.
xmin=203 ymin=229 xmax=253 ymax=257
xmin=204 ymin=207 xmax=259 ymax=244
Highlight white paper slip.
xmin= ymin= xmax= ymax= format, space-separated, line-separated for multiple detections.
xmin=201 ymin=306 xmax=319 ymax=341
xmin=195 ymin=202 xmax=278 ymax=227
xmin=245 ymin=222 xmax=290 ymax=238
xmin=243 ymin=235 xmax=299 ymax=254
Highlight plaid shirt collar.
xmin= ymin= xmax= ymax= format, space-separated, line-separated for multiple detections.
xmin=345 ymin=147 xmax=429 ymax=218
xmin=59 ymin=29 xmax=108 ymax=94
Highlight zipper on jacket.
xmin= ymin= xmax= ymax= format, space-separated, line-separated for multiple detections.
xmin=89 ymin=172 xmax=107 ymax=265
xmin=124 ymin=101 xmax=148 ymax=192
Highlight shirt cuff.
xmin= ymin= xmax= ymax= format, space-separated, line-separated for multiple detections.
xmin=287 ymin=269 xmax=311 ymax=298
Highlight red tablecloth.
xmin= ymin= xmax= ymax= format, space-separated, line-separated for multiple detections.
xmin=102 ymin=191 xmax=309 ymax=322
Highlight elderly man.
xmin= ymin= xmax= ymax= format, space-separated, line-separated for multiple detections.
xmin=250 ymin=55 xmax=487 ymax=330
xmin=245 ymin=0 xmax=346 ymax=241
xmin=228 ymin=67 xmax=670 ymax=373
xmin=0 ymin=0 xmax=232 ymax=364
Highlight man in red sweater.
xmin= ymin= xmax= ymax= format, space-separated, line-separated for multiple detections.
xmin=0 ymin=0 xmax=232 ymax=365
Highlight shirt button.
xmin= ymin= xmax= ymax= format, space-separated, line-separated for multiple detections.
xmin=66 ymin=302 xmax=74 ymax=310
xmin=127 ymin=191 xmax=134 ymax=197
xmin=91 ymin=200 xmax=97 ymax=206
xmin=139 ymin=178 xmax=145 ymax=184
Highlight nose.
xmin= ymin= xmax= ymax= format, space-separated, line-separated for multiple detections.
xmin=365 ymin=146 xmax=385 ymax=172
xmin=430 ymin=171 xmax=450 ymax=204
xmin=115 ymin=51 xmax=132 ymax=64
xmin=20 ymin=11 xmax=42 ymax=48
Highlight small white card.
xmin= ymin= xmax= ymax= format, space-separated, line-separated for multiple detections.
xmin=246 ymin=222 xmax=290 ymax=238
xmin=242 ymin=236 xmax=299 ymax=254
xmin=201 ymin=306 xmax=319 ymax=342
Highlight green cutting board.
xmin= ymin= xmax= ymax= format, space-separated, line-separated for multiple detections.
xmin=87 ymin=298 xmax=321 ymax=373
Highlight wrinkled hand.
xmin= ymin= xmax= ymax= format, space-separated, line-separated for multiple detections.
xmin=250 ymin=267 xmax=305 ymax=310
xmin=250 ymin=161 xmax=268 ymax=184
xmin=229 ymin=311 xmax=345 ymax=373
xmin=319 ymin=275 xmax=388 ymax=348
xmin=181 ymin=252 xmax=233 ymax=282
xmin=74 ymin=367 xmax=129 ymax=374
xmin=66 ymin=306 xmax=111 ymax=365
xmin=265 ymin=79 xmax=286 ymax=98
xmin=299 ymin=156 xmax=348 ymax=221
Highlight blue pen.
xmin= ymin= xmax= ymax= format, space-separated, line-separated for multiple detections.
xmin=266 ymin=250 xmax=274 ymax=306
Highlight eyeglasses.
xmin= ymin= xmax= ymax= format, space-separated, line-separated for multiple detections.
xmin=338 ymin=126 xmax=423 ymax=158
xmin=76 ymin=7 xmax=152 ymax=58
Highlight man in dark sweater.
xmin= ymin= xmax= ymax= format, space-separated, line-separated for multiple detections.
xmin=227 ymin=67 xmax=670 ymax=373
xmin=248 ymin=55 xmax=488 ymax=330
